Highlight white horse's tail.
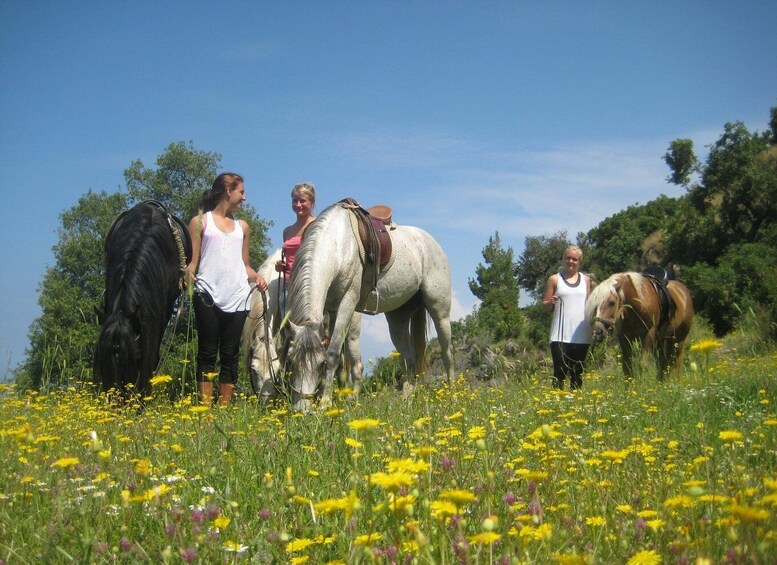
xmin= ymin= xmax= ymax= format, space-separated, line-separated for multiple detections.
xmin=411 ymin=308 xmax=428 ymax=376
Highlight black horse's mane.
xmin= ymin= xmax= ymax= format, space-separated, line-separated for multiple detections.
xmin=95 ymin=202 xmax=187 ymax=397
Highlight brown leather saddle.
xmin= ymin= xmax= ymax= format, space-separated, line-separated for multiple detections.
xmin=642 ymin=266 xmax=675 ymax=329
xmin=338 ymin=198 xmax=393 ymax=270
xmin=338 ymin=198 xmax=394 ymax=314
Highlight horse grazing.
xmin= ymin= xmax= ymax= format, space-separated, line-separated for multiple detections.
xmin=242 ymin=248 xmax=284 ymax=400
xmin=586 ymin=271 xmax=693 ymax=380
xmin=94 ymin=200 xmax=192 ymax=399
xmin=243 ymin=247 xmax=363 ymax=404
xmin=285 ymin=199 xmax=455 ymax=411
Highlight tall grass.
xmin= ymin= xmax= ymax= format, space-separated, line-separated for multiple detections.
xmin=1 ymin=341 xmax=775 ymax=564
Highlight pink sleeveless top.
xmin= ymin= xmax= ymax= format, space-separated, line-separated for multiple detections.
xmin=281 ymin=235 xmax=302 ymax=283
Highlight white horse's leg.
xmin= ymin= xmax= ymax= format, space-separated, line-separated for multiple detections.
xmin=320 ymin=303 xmax=359 ymax=406
xmin=430 ymin=312 xmax=455 ymax=384
xmin=346 ymin=313 xmax=364 ymax=394
xmin=385 ymin=309 xmax=417 ymax=389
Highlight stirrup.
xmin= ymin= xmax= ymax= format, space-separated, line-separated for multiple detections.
xmin=363 ymin=288 xmax=380 ymax=315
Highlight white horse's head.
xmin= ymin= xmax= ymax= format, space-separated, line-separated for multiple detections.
xmin=286 ymin=320 xmax=326 ymax=412
xmin=243 ymin=248 xmax=284 ymax=402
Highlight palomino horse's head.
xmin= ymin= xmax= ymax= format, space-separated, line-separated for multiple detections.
xmin=586 ymin=276 xmax=624 ymax=344
xmin=286 ymin=320 xmax=327 ymax=412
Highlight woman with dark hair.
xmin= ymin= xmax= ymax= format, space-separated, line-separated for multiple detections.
xmin=187 ymin=172 xmax=267 ymax=406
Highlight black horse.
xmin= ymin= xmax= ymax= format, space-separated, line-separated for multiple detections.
xmin=94 ymin=200 xmax=192 ymax=398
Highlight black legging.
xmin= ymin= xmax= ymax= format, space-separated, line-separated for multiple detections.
xmin=194 ymin=292 xmax=248 ymax=385
xmin=550 ymin=342 xmax=589 ymax=390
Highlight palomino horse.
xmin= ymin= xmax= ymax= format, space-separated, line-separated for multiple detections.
xmin=94 ymin=200 xmax=192 ymax=398
xmin=586 ymin=271 xmax=694 ymax=380
xmin=242 ymin=248 xmax=363 ymax=402
xmin=285 ymin=200 xmax=455 ymax=411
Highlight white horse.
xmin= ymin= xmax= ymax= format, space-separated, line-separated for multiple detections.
xmin=242 ymin=248 xmax=284 ymax=400
xmin=286 ymin=200 xmax=455 ymax=411
xmin=242 ymin=247 xmax=363 ymax=403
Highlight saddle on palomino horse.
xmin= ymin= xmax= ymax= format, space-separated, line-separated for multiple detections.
xmin=641 ymin=266 xmax=675 ymax=330
xmin=338 ymin=198 xmax=395 ymax=314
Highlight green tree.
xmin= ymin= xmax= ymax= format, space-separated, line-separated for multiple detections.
xmin=18 ymin=142 xmax=271 ymax=390
xmin=467 ymin=232 xmax=523 ymax=341
xmin=663 ymin=109 xmax=777 ymax=336
xmin=584 ymin=196 xmax=678 ymax=278
xmin=515 ymin=230 xmax=571 ymax=300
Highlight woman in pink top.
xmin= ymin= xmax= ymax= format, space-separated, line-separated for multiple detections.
xmin=275 ymin=183 xmax=317 ymax=286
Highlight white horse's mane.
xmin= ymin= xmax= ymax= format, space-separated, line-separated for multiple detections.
xmin=286 ymin=204 xmax=341 ymax=324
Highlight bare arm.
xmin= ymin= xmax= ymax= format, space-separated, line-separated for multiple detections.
xmin=186 ymin=215 xmax=203 ymax=283
xmin=241 ymin=220 xmax=267 ymax=290
xmin=542 ymin=274 xmax=559 ymax=310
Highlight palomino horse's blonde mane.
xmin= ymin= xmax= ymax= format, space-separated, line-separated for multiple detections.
xmin=586 ymin=272 xmax=647 ymax=321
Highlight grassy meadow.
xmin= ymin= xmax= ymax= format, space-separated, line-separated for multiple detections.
xmin=1 ymin=340 xmax=776 ymax=564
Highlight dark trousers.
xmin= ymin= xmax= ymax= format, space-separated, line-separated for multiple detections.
xmin=194 ymin=292 xmax=247 ymax=385
xmin=550 ymin=342 xmax=589 ymax=390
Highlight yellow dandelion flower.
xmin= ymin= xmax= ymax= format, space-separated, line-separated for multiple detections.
xmin=468 ymin=426 xmax=486 ymax=440
xmin=718 ymin=430 xmax=743 ymax=442
xmin=150 ymin=374 xmax=173 ymax=386
xmin=354 ymin=532 xmax=383 ymax=546
xmin=135 ymin=459 xmax=152 ymax=475
xmin=515 ymin=468 xmax=549 ymax=482
xmin=646 ymin=519 xmax=665 ymax=531
xmin=347 ymin=418 xmax=382 ymax=431
xmin=290 ymin=557 xmax=309 ymax=565
xmin=286 ymin=537 xmax=316 ymax=553
xmin=626 ymin=549 xmax=662 ymax=565
xmin=222 ymin=540 xmax=247 ymax=552
xmin=213 ymin=516 xmax=231 ymax=530
xmin=689 ymin=339 xmax=723 ymax=353
xmin=468 ymin=532 xmax=500 ymax=545
xmin=637 ymin=509 xmax=658 ymax=519
xmin=726 ymin=504 xmax=769 ymax=522
xmin=764 ymin=478 xmax=777 ymax=491
xmin=336 ymin=387 xmax=357 ymax=398
xmin=585 ymin=516 xmax=606 ymax=526
xmin=386 ymin=457 xmax=430 ymax=474
xmin=203 ymin=371 xmax=219 ymax=381
xmin=292 ymin=495 xmax=312 ymax=505
xmin=445 ymin=411 xmax=463 ymax=420
xmin=552 ymin=553 xmax=587 ymax=565
xmin=189 ymin=405 xmax=209 ymax=413
xmin=439 ymin=488 xmax=478 ymax=505
xmin=51 ymin=457 xmax=79 ymax=469
xmin=411 ymin=446 xmax=438 ymax=457
xmin=601 ymin=449 xmax=630 ymax=463
xmin=324 ymin=408 xmax=344 ymax=417
xmin=413 ymin=416 xmax=431 ymax=428
xmin=369 ymin=471 xmax=415 ymax=491
xmin=616 ymin=505 xmax=633 ymax=514
xmin=664 ymin=495 xmax=695 ymax=509
xmin=345 ymin=437 xmax=363 ymax=448
xmin=430 ymin=499 xmax=458 ymax=519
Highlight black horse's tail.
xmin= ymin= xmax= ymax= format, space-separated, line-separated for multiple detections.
xmin=94 ymin=313 xmax=141 ymax=396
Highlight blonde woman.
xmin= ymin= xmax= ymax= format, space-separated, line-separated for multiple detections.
xmin=542 ymin=245 xmax=592 ymax=389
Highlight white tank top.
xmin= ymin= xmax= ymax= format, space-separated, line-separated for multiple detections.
xmin=195 ymin=212 xmax=251 ymax=312
xmin=549 ymin=271 xmax=592 ymax=344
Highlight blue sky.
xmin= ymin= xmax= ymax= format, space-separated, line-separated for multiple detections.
xmin=1 ymin=1 xmax=775 ymax=375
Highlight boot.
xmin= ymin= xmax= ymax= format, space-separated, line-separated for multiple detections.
xmin=218 ymin=383 xmax=235 ymax=406
xmin=198 ymin=382 xmax=214 ymax=406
